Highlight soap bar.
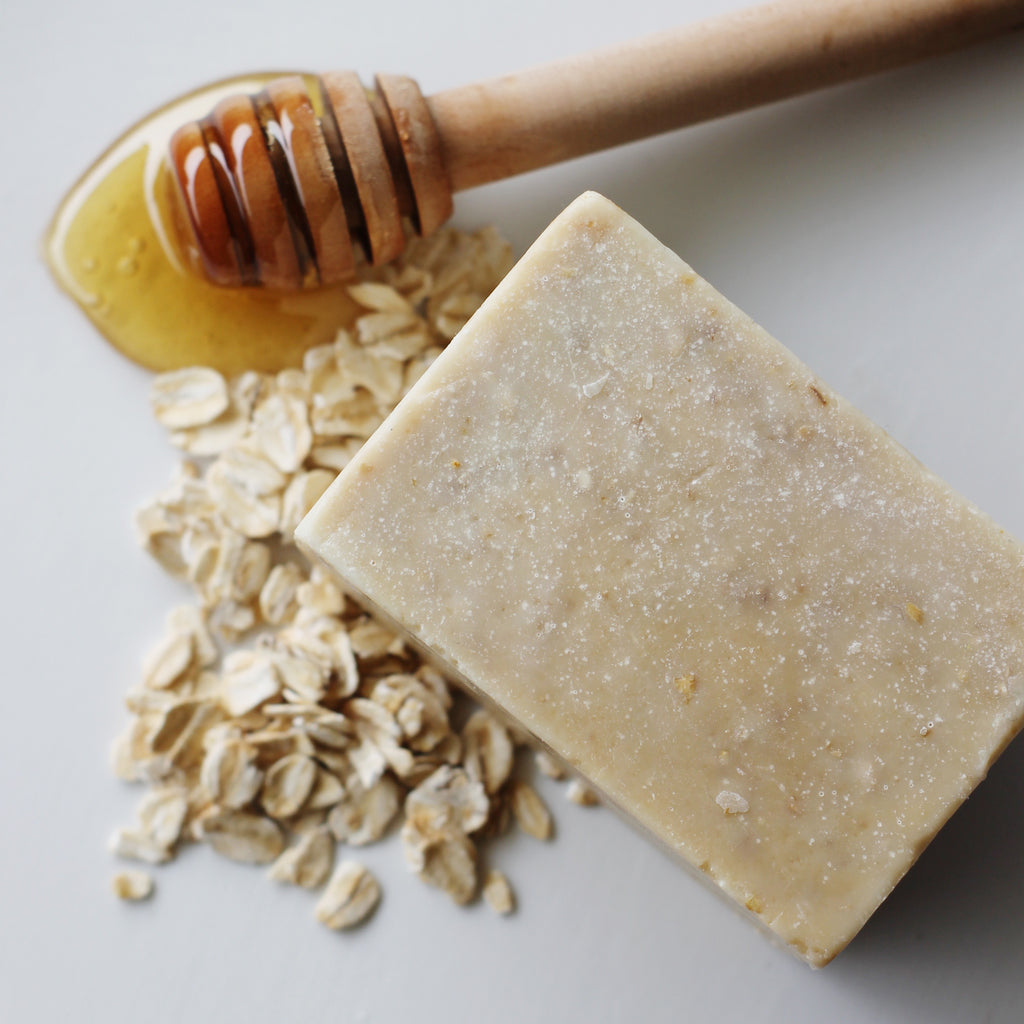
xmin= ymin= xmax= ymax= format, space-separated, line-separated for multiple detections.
xmin=297 ymin=192 xmax=1024 ymax=965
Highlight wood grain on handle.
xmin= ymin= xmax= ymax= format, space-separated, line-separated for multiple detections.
xmin=429 ymin=0 xmax=1024 ymax=191
xmin=169 ymin=0 xmax=1024 ymax=287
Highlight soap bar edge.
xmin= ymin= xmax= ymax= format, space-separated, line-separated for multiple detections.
xmin=296 ymin=190 xmax=1024 ymax=968
xmin=294 ymin=531 xmax=832 ymax=965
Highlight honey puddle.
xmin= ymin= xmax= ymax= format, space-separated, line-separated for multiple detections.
xmin=45 ymin=75 xmax=360 ymax=375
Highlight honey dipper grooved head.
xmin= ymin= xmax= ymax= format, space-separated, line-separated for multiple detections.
xmin=168 ymin=74 xmax=453 ymax=289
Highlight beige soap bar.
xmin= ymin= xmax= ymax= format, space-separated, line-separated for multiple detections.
xmin=297 ymin=192 xmax=1024 ymax=965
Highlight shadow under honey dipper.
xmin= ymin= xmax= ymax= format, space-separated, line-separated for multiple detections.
xmin=166 ymin=0 xmax=1024 ymax=291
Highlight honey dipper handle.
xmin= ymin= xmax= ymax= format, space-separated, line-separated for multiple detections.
xmin=428 ymin=0 xmax=1024 ymax=191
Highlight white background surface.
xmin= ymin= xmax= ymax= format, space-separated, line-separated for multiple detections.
xmin=3 ymin=1 xmax=1023 ymax=1021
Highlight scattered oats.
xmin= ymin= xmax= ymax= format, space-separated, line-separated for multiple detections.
xmin=279 ymin=469 xmax=335 ymax=537
xmin=200 ymin=739 xmax=264 ymax=809
xmin=482 ymin=870 xmax=515 ymax=915
xmin=150 ymin=367 xmax=229 ymax=429
xmin=432 ymin=291 xmax=483 ymax=340
xmin=566 ymin=779 xmax=600 ymax=806
xmin=248 ymin=726 xmax=315 ymax=761
xmin=170 ymin=394 xmax=251 ymax=456
xmin=406 ymin=731 xmax=462 ymax=785
xmin=278 ymin=613 xmax=359 ymax=693
xmin=110 ymin=726 xmax=145 ymax=782
xmin=400 ymin=767 xmax=489 ymax=902
xmin=348 ymin=617 xmax=402 ymax=660
xmin=401 ymin=820 xmax=477 ymax=905
xmin=258 ymin=564 xmax=306 ymax=625
xmin=272 ymin=649 xmax=329 ymax=704
xmin=200 ymin=810 xmax=284 ymax=864
xmin=150 ymin=699 xmax=222 ymax=769
xmin=134 ymin=504 xmax=189 ymax=577
xmin=315 ymin=861 xmax=381 ymax=930
xmin=139 ymin=606 xmax=215 ymax=693
xmin=304 ymin=767 xmax=347 ymax=811
xmin=252 ymin=392 xmax=313 ymax=473
xmin=275 ymin=367 xmax=311 ymax=401
xmin=268 ymin=827 xmax=334 ymax=889
xmin=408 ymin=766 xmax=489 ymax=834
xmin=906 ymin=602 xmax=925 ymax=625
xmin=288 ymin=808 xmax=330 ymax=836
xmin=261 ymin=754 xmax=318 ymax=818
xmin=216 ymin=445 xmax=288 ymax=495
xmin=219 ymin=650 xmax=280 ymax=715
xmin=173 ymin=605 xmax=218 ymax=665
xmin=535 ymin=751 xmax=566 ymax=780
xmin=371 ymin=673 xmax=450 ymax=753
xmin=328 ymin=776 xmax=402 ymax=846
xmin=399 ymin=774 xmax=459 ymax=876
xmin=366 ymin=328 xmax=433 ymax=364
xmin=109 ymin=827 xmax=173 ymax=865
xmin=217 ymin=534 xmax=272 ymax=604
xmin=510 ymin=781 xmax=552 ymax=840
xmin=462 ymin=710 xmax=514 ymax=794
xmin=304 ymin=709 xmax=356 ymax=750
xmin=141 ymin=621 xmax=195 ymax=691
xmin=303 ymin=342 xmax=336 ymax=377
xmin=230 ymin=370 xmax=268 ymax=414
xmin=348 ymin=695 xmax=402 ymax=736
xmin=296 ymin=574 xmax=345 ymax=616
xmin=206 ymin=448 xmax=285 ymax=538
xmin=206 ymin=599 xmax=257 ymax=643
xmin=110 ymin=713 xmax=165 ymax=782
xmin=715 ymin=790 xmax=750 ymax=815
xmin=112 ymin=870 xmax=154 ymax=902
xmin=348 ymin=281 xmax=415 ymax=314
xmin=132 ymin=463 xmax=213 ymax=577
xmin=475 ymin=794 xmax=512 ymax=841
xmin=402 ymin=344 xmax=442 ymax=387
xmin=415 ymin=665 xmax=452 ymax=710
xmin=116 ymin=223 xmax=587 ymax=930
xmin=354 ymin=308 xmax=422 ymax=347
xmin=503 ymin=720 xmax=534 ymax=747
xmin=308 ymin=440 xmax=363 ymax=472
xmin=122 ymin=687 xmax=176 ymax=716
xmin=311 ymin=389 xmax=386 ymax=439
xmin=138 ymin=786 xmax=189 ymax=848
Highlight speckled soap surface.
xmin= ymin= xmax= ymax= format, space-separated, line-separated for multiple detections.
xmin=297 ymin=192 xmax=1024 ymax=965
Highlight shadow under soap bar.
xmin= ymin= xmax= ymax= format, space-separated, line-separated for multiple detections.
xmin=297 ymin=191 xmax=1024 ymax=965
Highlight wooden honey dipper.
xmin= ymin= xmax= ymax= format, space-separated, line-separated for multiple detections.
xmin=169 ymin=0 xmax=1024 ymax=289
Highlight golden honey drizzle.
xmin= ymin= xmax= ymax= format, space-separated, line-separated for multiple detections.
xmin=45 ymin=75 xmax=361 ymax=375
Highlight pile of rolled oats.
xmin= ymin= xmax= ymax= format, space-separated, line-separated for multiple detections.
xmin=110 ymin=225 xmax=597 ymax=927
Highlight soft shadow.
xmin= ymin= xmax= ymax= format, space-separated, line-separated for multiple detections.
xmin=595 ymin=32 xmax=1024 ymax=267
xmin=458 ymin=30 xmax=1024 ymax=319
xmin=829 ymin=731 xmax=1024 ymax=1022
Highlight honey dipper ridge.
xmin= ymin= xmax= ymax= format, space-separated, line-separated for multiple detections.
xmin=168 ymin=0 xmax=1024 ymax=290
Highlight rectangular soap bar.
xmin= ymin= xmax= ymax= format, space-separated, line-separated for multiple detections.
xmin=297 ymin=192 xmax=1024 ymax=965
